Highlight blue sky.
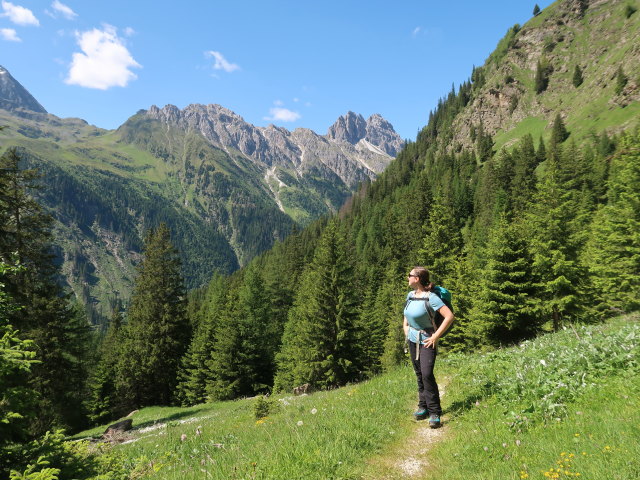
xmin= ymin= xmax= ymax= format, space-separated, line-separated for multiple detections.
xmin=1 ymin=0 xmax=554 ymax=140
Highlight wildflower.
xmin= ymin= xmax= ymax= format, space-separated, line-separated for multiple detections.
xmin=180 ymin=434 xmax=187 ymax=442
xmin=515 ymin=440 xmax=522 ymax=446
xmin=311 ymin=408 xmax=318 ymax=415
xmin=297 ymin=420 xmax=304 ymax=426
xmin=540 ymin=359 xmax=547 ymax=367
xmin=483 ymin=446 xmax=489 ymax=452
xmin=255 ymin=419 xmax=265 ymax=425
xmin=574 ymin=433 xmax=580 ymax=437
xmin=196 ymin=426 xmax=202 ymax=436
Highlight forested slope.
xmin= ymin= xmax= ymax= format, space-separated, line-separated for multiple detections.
xmin=159 ymin=0 xmax=640 ymax=409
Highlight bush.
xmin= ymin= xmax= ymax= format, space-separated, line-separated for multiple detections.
xmin=625 ymin=4 xmax=637 ymax=18
xmin=254 ymin=395 xmax=279 ymax=420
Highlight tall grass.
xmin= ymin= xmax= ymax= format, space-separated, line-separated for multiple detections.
xmin=75 ymin=315 xmax=639 ymax=479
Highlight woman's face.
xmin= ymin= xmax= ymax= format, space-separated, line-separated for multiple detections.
xmin=408 ymin=270 xmax=420 ymax=289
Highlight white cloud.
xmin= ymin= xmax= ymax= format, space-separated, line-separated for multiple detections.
xmin=0 ymin=27 xmax=20 ymax=41
xmin=1 ymin=1 xmax=39 ymax=26
xmin=66 ymin=25 xmax=141 ymax=90
xmin=205 ymin=50 xmax=240 ymax=73
xmin=273 ymin=99 xmax=284 ymax=106
xmin=412 ymin=26 xmax=422 ymax=37
xmin=264 ymin=107 xmax=301 ymax=123
xmin=51 ymin=0 xmax=77 ymax=20
xmin=123 ymin=26 xmax=135 ymax=37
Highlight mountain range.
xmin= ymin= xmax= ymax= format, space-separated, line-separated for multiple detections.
xmin=0 ymin=65 xmax=402 ymax=323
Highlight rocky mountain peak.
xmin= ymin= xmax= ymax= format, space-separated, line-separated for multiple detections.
xmin=0 ymin=65 xmax=47 ymax=114
xmin=326 ymin=111 xmax=403 ymax=156
xmin=327 ymin=111 xmax=367 ymax=145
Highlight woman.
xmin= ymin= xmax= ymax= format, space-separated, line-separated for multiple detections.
xmin=403 ymin=266 xmax=454 ymax=428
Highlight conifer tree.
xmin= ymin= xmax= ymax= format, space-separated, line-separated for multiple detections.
xmin=274 ymin=221 xmax=359 ymax=391
xmin=533 ymin=4 xmax=541 ymax=16
xmin=86 ymin=306 xmax=123 ymax=424
xmin=0 ymin=260 xmax=38 ymax=445
xmin=526 ymin=153 xmax=583 ymax=330
xmin=363 ymin=261 xmax=405 ymax=374
xmin=536 ymin=136 xmax=547 ymax=164
xmin=206 ymin=264 xmax=273 ymax=400
xmin=468 ymin=216 xmax=540 ymax=345
xmin=510 ymin=134 xmax=539 ymax=214
xmin=534 ymin=59 xmax=550 ymax=94
xmin=0 ymin=147 xmax=92 ymax=434
xmin=115 ymin=223 xmax=189 ymax=410
xmin=583 ymin=131 xmax=640 ymax=314
xmin=175 ymin=274 xmax=226 ymax=406
xmin=614 ymin=65 xmax=628 ymax=95
xmin=572 ymin=65 xmax=584 ymax=87
xmin=417 ymin=191 xmax=463 ymax=283
xmin=550 ymin=113 xmax=569 ymax=146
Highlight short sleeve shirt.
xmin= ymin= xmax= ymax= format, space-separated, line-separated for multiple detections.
xmin=404 ymin=291 xmax=445 ymax=343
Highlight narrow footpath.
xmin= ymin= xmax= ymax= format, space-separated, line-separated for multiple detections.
xmin=362 ymin=381 xmax=449 ymax=479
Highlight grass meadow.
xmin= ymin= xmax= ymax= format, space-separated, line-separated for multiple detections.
xmin=75 ymin=314 xmax=639 ymax=479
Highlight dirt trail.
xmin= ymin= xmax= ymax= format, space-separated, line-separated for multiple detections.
xmin=363 ymin=382 xmax=449 ymax=479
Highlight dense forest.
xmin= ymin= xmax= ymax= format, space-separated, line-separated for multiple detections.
xmin=2 ymin=1 xmax=640 ymax=476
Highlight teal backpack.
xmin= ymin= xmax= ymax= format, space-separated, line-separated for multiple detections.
xmin=405 ymin=285 xmax=454 ymax=335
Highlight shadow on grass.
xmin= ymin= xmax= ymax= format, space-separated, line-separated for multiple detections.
xmin=131 ymin=408 xmax=209 ymax=431
xmin=445 ymin=382 xmax=495 ymax=416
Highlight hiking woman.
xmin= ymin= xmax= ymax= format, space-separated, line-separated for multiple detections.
xmin=403 ymin=266 xmax=454 ymax=428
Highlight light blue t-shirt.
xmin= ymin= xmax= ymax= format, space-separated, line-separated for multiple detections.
xmin=404 ymin=291 xmax=445 ymax=344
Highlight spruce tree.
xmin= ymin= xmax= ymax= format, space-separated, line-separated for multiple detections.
xmin=274 ymin=221 xmax=359 ymax=391
xmin=550 ymin=114 xmax=569 ymax=146
xmin=468 ymin=216 xmax=540 ymax=346
xmin=526 ymin=153 xmax=583 ymax=330
xmin=86 ymin=307 xmax=123 ymax=424
xmin=115 ymin=223 xmax=189 ymax=410
xmin=583 ymin=131 xmax=640 ymax=314
xmin=0 ymin=260 xmax=38 ymax=446
xmin=0 ymin=147 xmax=92 ymax=434
xmin=614 ymin=65 xmax=628 ymax=95
xmin=175 ymin=274 xmax=226 ymax=406
xmin=363 ymin=260 xmax=405 ymax=374
xmin=417 ymin=191 xmax=463 ymax=283
xmin=533 ymin=4 xmax=541 ymax=16
xmin=572 ymin=65 xmax=584 ymax=87
xmin=206 ymin=264 xmax=273 ymax=400
xmin=534 ymin=59 xmax=550 ymax=94
xmin=510 ymin=134 xmax=539 ymax=215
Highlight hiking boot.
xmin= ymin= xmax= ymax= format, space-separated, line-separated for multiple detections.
xmin=413 ymin=408 xmax=428 ymax=421
xmin=429 ymin=414 xmax=441 ymax=428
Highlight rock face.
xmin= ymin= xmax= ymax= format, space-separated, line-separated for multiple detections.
xmin=0 ymin=65 xmax=47 ymax=114
xmin=145 ymin=104 xmax=403 ymax=188
xmin=326 ymin=111 xmax=404 ymax=156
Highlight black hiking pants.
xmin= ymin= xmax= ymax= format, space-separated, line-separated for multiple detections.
xmin=408 ymin=340 xmax=442 ymax=415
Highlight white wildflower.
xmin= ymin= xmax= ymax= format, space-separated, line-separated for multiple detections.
xmin=297 ymin=420 xmax=304 ymax=426
xmin=311 ymin=408 xmax=318 ymax=415
xmin=540 ymin=359 xmax=547 ymax=367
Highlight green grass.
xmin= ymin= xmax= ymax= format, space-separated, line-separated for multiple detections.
xmin=494 ymin=116 xmax=548 ymax=151
xmin=73 ymin=315 xmax=639 ymax=479
xmin=75 ymin=367 xmax=420 ymax=479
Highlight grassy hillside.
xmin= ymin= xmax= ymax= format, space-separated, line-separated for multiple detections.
xmin=71 ymin=314 xmax=639 ymax=479
xmin=452 ymin=0 xmax=640 ymax=154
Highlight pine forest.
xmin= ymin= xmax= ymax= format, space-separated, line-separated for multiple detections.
xmin=1 ymin=0 xmax=640 ymax=478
